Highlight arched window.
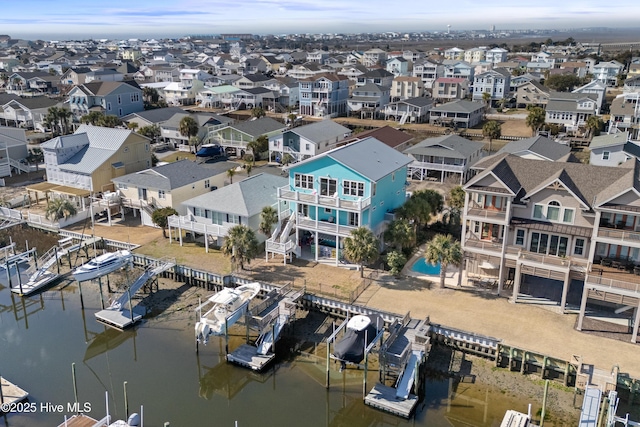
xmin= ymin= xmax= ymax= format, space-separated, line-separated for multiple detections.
xmin=546 ymin=201 xmax=560 ymax=221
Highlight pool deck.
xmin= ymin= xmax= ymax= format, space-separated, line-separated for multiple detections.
xmin=402 ymin=247 xmax=462 ymax=287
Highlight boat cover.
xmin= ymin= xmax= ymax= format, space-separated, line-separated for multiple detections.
xmin=332 ymin=314 xmax=384 ymax=364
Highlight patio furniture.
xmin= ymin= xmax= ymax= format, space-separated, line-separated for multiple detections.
xmin=634 ymin=265 xmax=640 ymax=276
xmin=601 ymin=258 xmax=613 ymax=267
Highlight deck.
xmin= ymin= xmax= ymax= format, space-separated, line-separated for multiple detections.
xmin=364 ymin=383 xmax=418 ymax=418
xmin=0 ymin=376 xmax=29 ymax=410
xmin=94 ymin=306 xmax=145 ymax=329
xmin=56 ymin=414 xmax=108 ymax=427
xmin=226 ymin=344 xmax=276 ymax=371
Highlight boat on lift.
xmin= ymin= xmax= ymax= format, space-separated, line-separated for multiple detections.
xmin=332 ymin=314 xmax=384 ymax=368
xmin=195 ymin=282 xmax=262 ymax=344
xmin=73 ymin=250 xmax=133 ymax=282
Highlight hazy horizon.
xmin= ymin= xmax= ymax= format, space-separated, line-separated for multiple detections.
xmin=3 ymin=0 xmax=640 ymax=41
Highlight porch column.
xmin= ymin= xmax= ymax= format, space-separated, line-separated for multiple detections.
xmin=511 ymin=262 xmax=522 ymax=303
xmin=178 ymin=222 xmax=183 ymax=246
xmin=587 ymin=211 xmax=602 ymax=270
xmin=315 ymin=231 xmax=319 ymax=261
xmin=576 ymin=284 xmax=590 ymax=331
xmin=631 ymin=298 xmax=640 ymax=344
xmin=560 ymin=268 xmax=571 ymax=314
xmin=168 ymin=222 xmax=172 ymax=244
xmin=460 ymin=191 xmax=470 ymax=244
xmin=335 ymin=235 xmax=339 ymax=267
xmin=498 ymin=215 xmax=510 ymax=295
xmin=204 ymin=231 xmax=209 ymax=253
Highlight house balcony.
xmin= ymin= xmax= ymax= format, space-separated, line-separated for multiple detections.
xmin=167 ymin=214 xmax=230 ymax=237
xmin=265 ymin=237 xmax=297 ymax=255
xmin=596 ymin=227 xmax=640 ymax=245
xmin=464 ymin=238 xmax=589 ymax=271
xmin=297 ymin=216 xmax=358 ymax=237
xmin=408 ymin=160 xmax=465 ymax=173
xmin=465 ymin=207 xmax=508 ymax=222
xmin=277 ymin=186 xmax=371 ymax=211
xmin=208 ymin=135 xmax=250 ymax=148
xmin=585 ymin=271 xmax=640 ymax=297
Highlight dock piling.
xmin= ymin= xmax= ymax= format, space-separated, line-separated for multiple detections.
xmin=72 ymin=363 xmax=78 ymax=413
xmin=124 ymin=381 xmax=129 ymax=418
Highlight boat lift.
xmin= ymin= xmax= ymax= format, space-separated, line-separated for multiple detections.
xmin=94 ymin=258 xmax=175 ymax=329
xmin=226 ymin=284 xmax=302 ymax=371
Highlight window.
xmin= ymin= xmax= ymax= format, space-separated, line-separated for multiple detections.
xmin=204 ymin=179 xmax=210 ymax=189
xmin=158 ymin=190 xmax=166 ymax=199
xmin=348 ymin=212 xmax=359 ymax=226
xmin=515 ymin=229 xmax=525 ymax=246
xmin=319 ymin=177 xmax=337 ymax=196
xmin=343 ymin=180 xmax=365 ymax=197
xmin=117 ymin=95 xmax=122 ymax=104
xmin=574 ymin=238 xmax=585 ymax=256
xmin=194 ymin=207 xmax=205 ymax=217
xmin=563 ymin=209 xmax=574 ymax=223
xmin=294 ymin=173 xmax=314 ymax=189
xmin=117 ymin=183 xmax=128 ymax=190
xmin=533 ymin=205 xmax=544 ymax=219
xmin=547 ymin=201 xmax=560 ymax=221
xmin=324 ymin=208 xmax=332 ymax=213
xmin=602 ymin=151 xmax=610 ymax=160
xmin=297 ymin=203 xmax=308 ymax=216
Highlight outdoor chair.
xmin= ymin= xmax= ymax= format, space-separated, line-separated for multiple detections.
xmin=601 ymin=258 xmax=613 ymax=267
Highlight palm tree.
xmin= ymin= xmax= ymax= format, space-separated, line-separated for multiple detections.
xmin=44 ymin=198 xmax=77 ymax=221
xmin=251 ymin=107 xmax=266 ymax=118
xmin=343 ymin=227 xmax=379 ymax=277
xmin=226 ymin=168 xmax=236 ymax=184
xmin=396 ymin=189 xmax=443 ymax=232
xmin=446 ymin=186 xmax=465 ymax=226
xmin=100 ymin=115 xmax=122 ymax=128
xmin=179 ymin=116 xmax=199 ymax=152
xmin=247 ymin=135 xmax=268 ymax=166
xmin=525 ymin=106 xmax=546 ymax=136
xmin=424 ymin=234 xmax=462 ymax=289
xmin=81 ymin=111 xmax=105 ymax=126
xmin=585 ymin=115 xmax=603 ymax=137
xmin=151 ymin=207 xmax=178 ymax=238
xmin=482 ymin=120 xmax=502 ymax=152
xmin=138 ymin=124 xmax=161 ymax=142
xmin=259 ymin=205 xmax=278 ymax=237
xmin=383 ymin=219 xmax=415 ymax=252
xmin=482 ymin=91 xmax=492 ymax=114
xmin=222 ymin=225 xmax=259 ymax=271
xmin=44 ymin=107 xmax=61 ymax=136
xmin=57 ymin=108 xmax=72 ymax=135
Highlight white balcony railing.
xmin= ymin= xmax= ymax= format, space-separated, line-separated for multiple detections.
xmin=585 ymin=274 xmax=640 ymax=294
xmin=167 ymin=214 xmax=230 ymax=237
xmin=466 ymin=208 xmax=508 ymax=221
xmin=596 ymin=227 xmax=640 ymax=243
xmin=297 ymin=216 xmax=358 ymax=236
xmin=277 ymin=186 xmax=371 ymax=211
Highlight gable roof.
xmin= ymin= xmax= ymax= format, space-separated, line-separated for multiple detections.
xmin=430 ymin=99 xmax=484 ymax=113
xmin=466 ymin=154 xmax=632 ymax=209
xmin=121 ymin=107 xmax=186 ymax=124
xmin=111 ymin=159 xmax=217 ymax=190
xmin=291 ymin=137 xmax=411 ymax=182
xmin=497 ymin=136 xmax=571 ymax=161
xmin=341 ymin=126 xmax=413 ymax=149
xmin=230 ymin=117 xmax=287 ymax=138
xmin=81 ymin=80 xmax=141 ymax=96
xmin=404 ymin=134 xmax=484 ymax=159
xmin=184 ymin=173 xmax=287 ymax=217
xmin=590 ymin=132 xmax=630 ymax=150
xmin=287 ymin=120 xmax=350 ymax=143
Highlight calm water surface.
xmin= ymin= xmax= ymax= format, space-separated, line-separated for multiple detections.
xmin=1 ymin=275 xmax=542 ymax=427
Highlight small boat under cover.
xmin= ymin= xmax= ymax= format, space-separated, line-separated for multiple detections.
xmin=332 ymin=314 xmax=384 ymax=367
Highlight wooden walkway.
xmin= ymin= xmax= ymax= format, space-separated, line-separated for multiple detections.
xmin=0 ymin=376 xmax=29 ymax=410
xmin=56 ymin=414 xmax=109 ymax=427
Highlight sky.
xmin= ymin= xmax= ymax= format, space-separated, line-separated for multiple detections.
xmin=2 ymin=0 xmax=640 ymax=40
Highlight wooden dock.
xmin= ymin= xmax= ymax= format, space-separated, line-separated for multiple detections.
xmin=95 ymin=306 xmax=145 ymax=329
xmin=226 ymin=344 xmax=276 ymax=371
xmin=56 ymin=414 xmax=109 ymax=427
xmin=0 ymin=376 xmax=29 ymax=410
xmin=364 ymin=383 xmax=418 ymax=418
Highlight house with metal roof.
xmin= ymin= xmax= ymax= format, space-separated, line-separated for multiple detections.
xmin=404 ymin=134 xmax=484 ymax=184
xmin=207 ymin=117 xmax=287 ymax=158
xmin=170 ymin=173 xmax=288 ymax=251
xmin=36 ymin=124 xmax=152 ymax=198
xmin=266 ymin=137 xmax=412 ymax=265
xmin=269 ymin=119 xmax=351 ymax=164
xmin=110 ymin=159 xmax=229 ymax=226
xmin=462 ymin=154 xmax=640 ymax=343
xmin=429 ymin=99 xmax=484 ymax=128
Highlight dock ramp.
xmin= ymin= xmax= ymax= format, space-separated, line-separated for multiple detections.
xmin=257 ymin=313 xmax=288 ymax=355
xmin=395 ymin=350 xmax=423 ymax=400
xmin=95 ymin=259 xmax=174 ymax=329
xmin=579 ymin=385 xmax=602 ymax=427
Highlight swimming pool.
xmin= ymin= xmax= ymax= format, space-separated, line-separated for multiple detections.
xmin=410 ymin=258 xmax=441 ymax=275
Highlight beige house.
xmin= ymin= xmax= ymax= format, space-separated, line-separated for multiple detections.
xmin=111 ymin=159 xmax=234 ymax=226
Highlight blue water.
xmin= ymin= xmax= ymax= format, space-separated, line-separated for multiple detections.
xmin=411 ymin=258 xmax=441 ymax=275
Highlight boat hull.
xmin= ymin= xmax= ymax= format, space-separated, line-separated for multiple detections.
xmin=72 ymin=251 xmax=132 ymax=282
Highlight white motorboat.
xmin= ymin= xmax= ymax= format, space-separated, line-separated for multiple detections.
xmin=73 ymin=250 xmax=133 ymax=282
xmin=195 ymin=282 xmax=262 ymax=344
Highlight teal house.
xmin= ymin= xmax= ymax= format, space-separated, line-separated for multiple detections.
xmin=266 ymin=137 xmax=412 ymax=265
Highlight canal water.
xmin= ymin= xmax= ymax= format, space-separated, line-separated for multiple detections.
xmin=1 ymin=275 xmax=550 ymax=427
